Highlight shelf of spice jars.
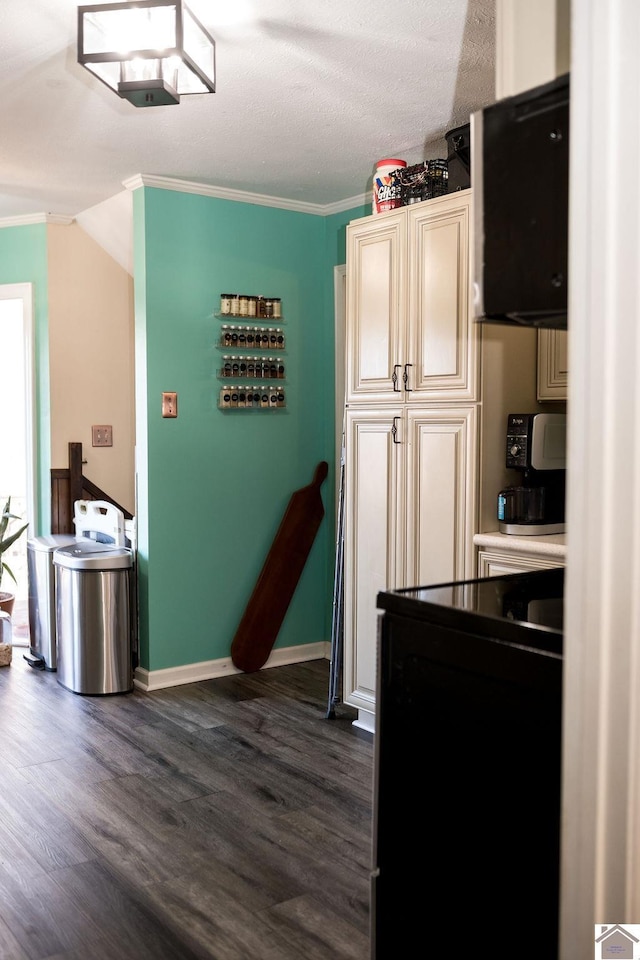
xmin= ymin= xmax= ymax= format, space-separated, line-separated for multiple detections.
xmin=217 ymin=324 xmax=286 ymax=351
xmin=218 ymin=294 xmax=283 ymax=320
xmin=218 ymin=385 xmax=286 ymax=411
xmin=218 ymin=356 xmax=286 ymax=380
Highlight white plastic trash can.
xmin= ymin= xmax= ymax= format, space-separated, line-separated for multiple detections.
xmin=53 ymin=539 xmax=134 ymax=695
xmin=26 ymin=534 xmax=78 ymax=670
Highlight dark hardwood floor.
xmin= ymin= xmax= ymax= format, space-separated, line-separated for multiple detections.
xmin=0 ymin=656 xmax=374 ymax=960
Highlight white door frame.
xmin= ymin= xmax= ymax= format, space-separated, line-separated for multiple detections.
xmin=0 ymin=282 xmax=37 ymax=534
xmin=334 ymin=263 xmax=347 ymax=480
xmin=562 ymin=0 xmax=640 ymax=952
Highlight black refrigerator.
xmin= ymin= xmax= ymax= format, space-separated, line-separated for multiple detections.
xmin=372 ymin=567 xmax=563 ymax=959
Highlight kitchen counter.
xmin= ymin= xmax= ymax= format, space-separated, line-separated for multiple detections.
xmin=474 ymin=529 xmax=566 ymax=560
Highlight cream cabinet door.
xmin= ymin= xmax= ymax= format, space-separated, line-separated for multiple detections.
xmin=343 ymin=407 xmax=404 ymax=719
xmin=537 ymin=329 xmax=568 ymax=400
xmin=478 ymin=550 xmax=565 ymax=577
xmin=404 ymin=406 xmax=478 ymax=586
xmin=407 ymin=191 xmax=478 ymax=402
xmin=345 ymin=212 xmax=407 ymax=404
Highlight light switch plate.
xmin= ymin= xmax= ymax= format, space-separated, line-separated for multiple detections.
xmin=162 ymin=392 xmax=178 ymax=418
xmin=92 ymin=425 xmax=113 ymax=447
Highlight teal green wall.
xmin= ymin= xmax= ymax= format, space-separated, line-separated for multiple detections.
xmin=0 ymin=225 xmax=51 ymax=532
xmin=133 ymin=187 xmax=364 ymax=672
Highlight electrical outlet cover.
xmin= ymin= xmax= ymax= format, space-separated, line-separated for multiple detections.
xmin=92 ymin=425 xmax=113 ymax=447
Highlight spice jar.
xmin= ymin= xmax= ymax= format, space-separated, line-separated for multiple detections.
xmin=247 ymin=296 xmax=257 ymax=318
xmin=220 ymin=294 xmax=234 ymax=316
xmin=271 ymin=298 xmax=282 ymax=319
xmin=238 ymin=294 xmax=249 ymax=317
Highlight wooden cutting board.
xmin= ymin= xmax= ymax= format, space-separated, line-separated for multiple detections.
xmin=231 ymin=461 xmax=329 ymax=673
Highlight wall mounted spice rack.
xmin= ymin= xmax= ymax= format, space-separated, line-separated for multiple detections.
xmin=216 ymin=295 xmax=287 ymax=410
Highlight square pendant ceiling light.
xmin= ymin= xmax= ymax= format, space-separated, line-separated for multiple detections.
xmin=77 ymin=0 xmax=216 ymax=107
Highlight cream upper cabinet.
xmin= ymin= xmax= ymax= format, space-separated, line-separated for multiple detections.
xmin=537 ymin=328 xmax=568 ymax=400
xmin=406 ymin=198 xmax=477 ymax=401
xmin=346 ymin=191 xmax=477 ymax=405
xmin=345 ymin=211 xmax=407 ymax=401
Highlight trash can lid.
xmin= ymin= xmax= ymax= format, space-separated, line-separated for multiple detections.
xmin=52 ymin=539 xmax=133 ymax=570
xmin=27 ymin=534 xmax=78 ymax=553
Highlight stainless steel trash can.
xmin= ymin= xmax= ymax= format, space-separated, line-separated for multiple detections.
xmin=53 ymin=539 xmax=134 ymax=695
xmin=26 ymin=534 xmax=78 ymax=670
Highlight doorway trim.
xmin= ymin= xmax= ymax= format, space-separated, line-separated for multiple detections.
xmin=334 ymin=263 xmax=346 ymax=481
xmin=0 ymin=282 xmax=37 ymax=534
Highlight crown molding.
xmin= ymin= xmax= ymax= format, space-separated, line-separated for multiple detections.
xmin=123 ymin=173 xmax=369 ymax=217
xmin=0 ymin=180 xmax=369 ymax=230
xmin=0 ymin=213 xmax=74 ymax=229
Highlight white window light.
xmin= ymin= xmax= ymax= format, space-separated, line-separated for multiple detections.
xmin=77 ymin=0 xmax=216 ymax=107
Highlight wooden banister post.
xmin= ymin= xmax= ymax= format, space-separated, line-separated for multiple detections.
xmin=68 ymin=442 xmax=84 ymax=520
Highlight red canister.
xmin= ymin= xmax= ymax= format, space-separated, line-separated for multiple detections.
xmin=373 ymin=158 xmax=406 ymax=214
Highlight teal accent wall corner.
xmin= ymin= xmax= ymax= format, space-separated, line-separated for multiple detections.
xmin=134 ymin=187 xmax=359 ymax=673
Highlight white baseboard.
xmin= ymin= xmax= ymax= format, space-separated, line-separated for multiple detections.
xmin=353 ymin=709 xmax=376 ymax=734
xmin=134 ymin=641 xmax=330 ymax=692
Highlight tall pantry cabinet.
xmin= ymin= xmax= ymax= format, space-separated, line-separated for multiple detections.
xmin=342 ymin=189 xmax=538 ymax=732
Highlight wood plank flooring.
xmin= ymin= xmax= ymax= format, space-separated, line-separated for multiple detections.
xmin=0 ymin=656 xmax=374 ymax=960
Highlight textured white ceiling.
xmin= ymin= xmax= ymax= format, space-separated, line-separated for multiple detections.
xmin=0 ymin=0 xmax=496 ymax=219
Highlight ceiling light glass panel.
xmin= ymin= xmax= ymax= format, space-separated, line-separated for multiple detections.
xmin=81 ymin=4 xmax=178 ymax=58
xmin=78 ymin=1 xmax=215 ymax=104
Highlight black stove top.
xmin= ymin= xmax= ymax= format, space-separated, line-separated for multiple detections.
xmin=378 ymin=567 xmax=564 ymax=650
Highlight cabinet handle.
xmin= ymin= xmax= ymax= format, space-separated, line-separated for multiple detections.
xmin=403 ymin=363 xmax=413 ymax=392
xmin=392 ymin=364 xmax=401 ymax=392
xmin=392 ymin=416 xmax=401 ymax=444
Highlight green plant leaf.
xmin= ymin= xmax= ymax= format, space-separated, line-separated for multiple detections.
xmin=0 ymin=523 xmax=29 ymax=554
xmin=0 ymin=497 xmax=29 ymax=591
xmin=1 ymin=561 xmax=17 ymax=586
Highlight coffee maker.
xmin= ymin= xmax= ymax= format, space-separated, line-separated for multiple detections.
xmin=498 ymin=413 xmax=566 ymax=535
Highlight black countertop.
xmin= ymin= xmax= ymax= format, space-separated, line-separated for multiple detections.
xmin=377 ymin=566 xmax=564 ymax=653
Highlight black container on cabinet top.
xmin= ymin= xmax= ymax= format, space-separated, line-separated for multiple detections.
xmin=445 ymin=123 xmax=471 ymax=192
